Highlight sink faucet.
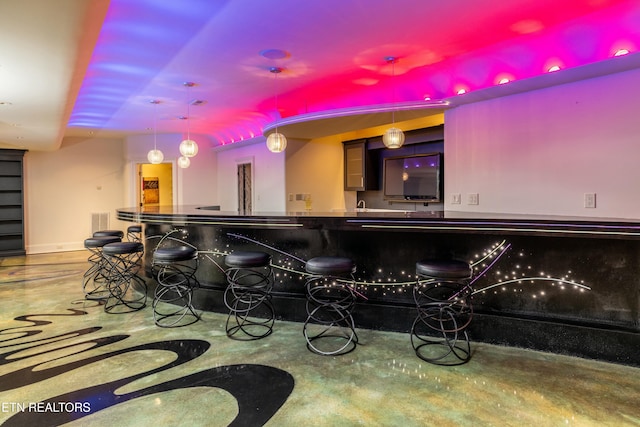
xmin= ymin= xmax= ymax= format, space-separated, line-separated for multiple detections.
xmin=357 ymin=200 xmax=366 ymax=209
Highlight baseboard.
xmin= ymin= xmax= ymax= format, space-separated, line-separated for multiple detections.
xmin=27 ymin=242 xmax=85 ymax=254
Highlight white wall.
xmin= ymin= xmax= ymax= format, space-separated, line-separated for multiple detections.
xmin=24 ymin=136 xmax=126 ymax=253
xmin=21 ymin=67 xmax=640 ymax=255
xmin=444 ymin=67 xmax=640 ymax=219
xmin=215 ymin=138 xmax=286 ymax=212
xmin=285 ymin=136 xmax=345 ymax=212
xmin=124 ymin=133 xmax=218 ymax=207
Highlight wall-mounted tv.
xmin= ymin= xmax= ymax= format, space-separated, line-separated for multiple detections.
xmin=383 ymin=153 xmax=442 ymax=202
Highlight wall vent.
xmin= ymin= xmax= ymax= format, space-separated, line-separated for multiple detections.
xmin=91 ymin=212 xmax=109 ymax=234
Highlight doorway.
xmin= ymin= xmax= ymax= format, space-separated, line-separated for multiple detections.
xmin=138 ymin=163 xmax=173 ymax=207
xmin=237 ymin=163 xmax=252 ymax=213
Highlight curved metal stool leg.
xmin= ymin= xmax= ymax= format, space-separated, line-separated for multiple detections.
xmin=102 ymin=244 xmax=147 ymax=314
xmin=224 ymin=265 xmax=275 ymax=340
xmin=152 ymin=259 xmax=200 ymax=327
xmin=411 ymin=279 xmax=473 ymax=365
xmin=82 ymin=236 xmax=121 ymax=300
xmin=82 ymin=245 xmax=110 ymax=300
xmin=303 ymin=275 xmax=359 ymax=356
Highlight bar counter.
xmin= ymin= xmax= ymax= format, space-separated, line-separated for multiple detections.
xmin=117 ymin=206 xmax=640 ymax=366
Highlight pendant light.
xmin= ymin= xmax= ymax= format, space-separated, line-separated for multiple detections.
xmin=177 ymin=156 xmax=190 ymax=168
xmin=382 ymin=57 xmax=405 ymax=149
xmin=147 ymin=100 xmax=164 ymax=164
xmin=266 ymin=67 xmax=287 ymax=153
xmin=179 ymin=82 xmax=199 ymax=158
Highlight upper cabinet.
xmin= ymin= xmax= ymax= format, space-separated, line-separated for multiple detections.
xmin=343 ymin=139 xmax=378 ymax=191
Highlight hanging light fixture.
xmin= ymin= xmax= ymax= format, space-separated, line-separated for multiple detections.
xmin=177 ymin=156 xmax=191 ymax=168
xmin=382 ymin=56 xmax=405 ymax=149
xmin=147 ymin=100 xmax=164 ymax=164
xmin=179 ymin=82 xmax=199 ymax=158
xmin=266 ymin=67 xmax=287 ymax=153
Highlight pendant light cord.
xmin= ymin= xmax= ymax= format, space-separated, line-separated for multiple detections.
xmin=185 ymin=83 xmax=192 ymax=140
xmin=270 ymin=67 xmax=282 ymax=134
xmin=153 ymin=100 xmax=158 ymax=150
xmin=390 ymin=57 xmax=397 ymax=125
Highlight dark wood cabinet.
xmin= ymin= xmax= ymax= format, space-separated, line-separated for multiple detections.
xmin=343 ymin=139 xmax=378 ymax=191
xmin=0 ymin=149 xmax=26 ymax=257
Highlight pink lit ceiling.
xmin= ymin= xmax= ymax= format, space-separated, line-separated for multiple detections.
xmin=1 ymin=0 xmax=639 ymax=151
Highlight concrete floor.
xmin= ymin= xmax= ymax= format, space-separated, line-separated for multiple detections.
xmin=0 ymin=251 xmax=638 ymax=426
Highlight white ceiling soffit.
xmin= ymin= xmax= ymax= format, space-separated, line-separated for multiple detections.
xmin=0 ymin=0 xmax=109 ymax=151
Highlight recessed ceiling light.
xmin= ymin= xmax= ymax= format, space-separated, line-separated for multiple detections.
xmin=614 ymin=48 xmax=630 ymax=57
xmin=456 ymin=88 xmax=467 ymax=95
xmin=498 ymin=77 xmax=511 ymax=85
xmin=547 ymin=65 xmax=561 ymax=72
xmin=510 ymin=19 xmax=543 ymax=35
xmin=259 ymin=49 xmax=290 ymax=60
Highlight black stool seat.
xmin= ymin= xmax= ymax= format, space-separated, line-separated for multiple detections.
xmin=127 ymin=225 xmax=142 ymax=233
xmin=93 ymin=230 xmax=124 ymax=238
xmin=306 ymin=256 xmax=355 ymax=275
xmin=416 ymin=259 xmax=471 ymax=279
xmin=103 ymin=241 xmax=143 ymax=255
xmin=225 ymin=251 xmax=271 ymax=268
xmin=153 ymin=246 xmax=198 ymax=263
xmin=126 ymin=224 xmax=142 ymax=242
xmin=84 ymin=236 xmax=121 ymax=248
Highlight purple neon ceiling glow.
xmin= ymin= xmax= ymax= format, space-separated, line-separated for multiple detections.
xmin=67 ymin=0 xmax=640 ymax=146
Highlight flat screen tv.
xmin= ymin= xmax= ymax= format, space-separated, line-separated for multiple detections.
xmin=383 ymin=153 xmax=442 ymax=202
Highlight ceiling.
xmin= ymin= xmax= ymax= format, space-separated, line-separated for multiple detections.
xmin=1 ymin=0 xmax=639 ymax=152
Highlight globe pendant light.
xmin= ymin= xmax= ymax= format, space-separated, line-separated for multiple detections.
xmin=179 ymin=82 xmax=198 ymax=158
xmin=382 ymin=57 xmax=405 ymax=149
xmin=266 ymin=67 xmax=287 ymax=153
xmin=147 ymin=100 xmax=164 ymax=164
xmin=177 ymin=156 xmax=190 ymax=168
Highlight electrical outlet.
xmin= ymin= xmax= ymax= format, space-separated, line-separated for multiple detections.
xmin=467 ymin=193 xmax=479 ymax=205
xmin=584 ymin=193 xmax=596 ymax=208
xmin=451 ymin=193 xmax=461 ymax=204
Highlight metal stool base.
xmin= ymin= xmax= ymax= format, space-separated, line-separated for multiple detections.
xmin=103 ymin=248 xmax=147 ymax=314
xmin=224 ymin=266 xmax=274 ymax=340
xmin=411 ymin=279 xmax=473 ymax=365
xmin=304 ymin=276 xmax=359 ymax=356
xmin=152 ymin=262 xmax=200 ymax=328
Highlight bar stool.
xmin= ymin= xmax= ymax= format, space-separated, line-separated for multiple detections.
xmin=93 ymin=229 xmax=124 ymax=239
xmin=127 ymin=224 xmax=142 ymax=242
xmin=151 ymin=246 xmax=200 ymax=327
xmin=224 ymin=251 xmax=274 ymax=340
xmin=411 ymin=259 xmax=473 ymax=365
xmin=102 ymin=241 xmax=147 ymax=313
xmin=303 ymin=256 xmax=358 ymax=356
xmin=82 ymin=235 xmax=122 ymax=300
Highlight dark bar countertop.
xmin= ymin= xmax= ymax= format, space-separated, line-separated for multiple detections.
xmin=116 ymin=205 xmax=640 ymax=239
